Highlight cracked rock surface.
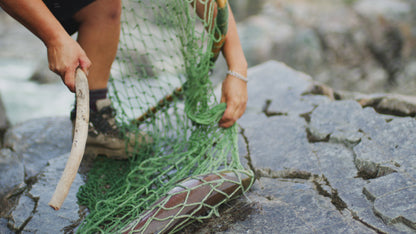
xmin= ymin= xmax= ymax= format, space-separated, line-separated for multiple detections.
xmin=192 ymin=61 xmax=416 ymax=233
xmin=1 ymin=61 xmax=416 ymax=233
xmin=235 ymin=61 xmax=415 ymax=233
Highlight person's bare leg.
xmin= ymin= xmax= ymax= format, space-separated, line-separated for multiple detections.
xmin=69 ymin=0 xmax=127 ymax=159
xmin=73 ymin=0 xmax=121 ymax=90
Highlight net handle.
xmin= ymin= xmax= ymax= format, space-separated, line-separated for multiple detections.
xmin=211 ymin=0 xmax=228 ymax=63
xmin=49 ymin=69 xmax=89 ymax=210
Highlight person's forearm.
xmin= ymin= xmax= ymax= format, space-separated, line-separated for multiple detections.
xmin=221 ymin=5 xmax=247 ymax=77
xmin=0 ymin=0 xmax=69 ymax=46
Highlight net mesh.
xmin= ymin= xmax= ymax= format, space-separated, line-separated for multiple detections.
xmin=76 ymin=0 xmax=254 ymax=233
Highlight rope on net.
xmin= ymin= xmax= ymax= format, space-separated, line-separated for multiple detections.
xmin=76 ymin=0 xmax=254 ymax=233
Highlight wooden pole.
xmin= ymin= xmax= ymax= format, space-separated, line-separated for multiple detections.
xmin=48 ymin=69 xmax=89 ymax=210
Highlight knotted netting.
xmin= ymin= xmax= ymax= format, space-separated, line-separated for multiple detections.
xmin=76 ymin=0 xmax=254 ymax=233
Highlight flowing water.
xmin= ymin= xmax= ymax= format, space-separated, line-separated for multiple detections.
xmin=0 ymin=12 xmax=75 ymax=126
xmin=0 ymin=58 xmax=74 ymax=125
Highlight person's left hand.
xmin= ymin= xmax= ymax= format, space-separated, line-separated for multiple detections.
xmin=219 ymin=75 xmax=248 ymax=128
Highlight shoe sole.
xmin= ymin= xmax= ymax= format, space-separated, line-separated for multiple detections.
xmin=84 ymin=146 xmax=130 ymax=160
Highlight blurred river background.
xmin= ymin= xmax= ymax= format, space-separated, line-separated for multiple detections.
xmin=1 ymin=0 xmax=416 ymax=126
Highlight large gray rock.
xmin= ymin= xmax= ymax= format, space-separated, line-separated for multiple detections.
xmin=0 ymin=148 xmax=24 ymax=198
xmin=1 ymin=61 xmax=416 ymax=233
xmin=363 ymin=173 xmax=416 ymax=229
xmin=0 ymin=117 xmax=75 ymax=233
xmin=6 ymin=153 xmax=86 ymax=233
xmin=3 ymin=117 xmax=72 ymax=179
xmin=19 ymin=154 xmax=86 ymax=233
xmin=0 ymin=118 xmax=83 ymax=233
xmin=241 ymin=61 xmax=416 ymax=233
xmin=354 ymin=0 xmax=412 ymax=21
xmin=229 ymin=0 xmax=266 ymax=21
xmin=187 ymin=61 xmax=416 ymax=233
xmin=237 ymin=0 xmax=416 ymax=95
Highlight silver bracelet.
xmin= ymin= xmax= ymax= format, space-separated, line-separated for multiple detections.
xmin=227 ymin=70 xmax=248 ymax=83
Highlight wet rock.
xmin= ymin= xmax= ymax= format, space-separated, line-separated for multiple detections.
xmin=3 ymin=117 xmax=72 ymax=179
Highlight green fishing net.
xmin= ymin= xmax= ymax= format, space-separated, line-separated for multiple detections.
xmin=76 ymin=0 xmax=254 ymax=233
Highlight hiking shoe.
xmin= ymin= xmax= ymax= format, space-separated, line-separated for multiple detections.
xmin=71 ymin=98 xmax=152 ymax=160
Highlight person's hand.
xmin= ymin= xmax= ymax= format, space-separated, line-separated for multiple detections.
xmin=219 ymin=75 xmax=248 ymax=128
xmin=46 ymin=35 xmax=91 ymax=92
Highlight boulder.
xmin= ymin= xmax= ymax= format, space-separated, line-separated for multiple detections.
xmin=3 ymin=117 xmax=72 ymax=179
xmin=1 ymin=61 xmax=416 ymax=233
xmin=0 ymin=148 xmax=24 ymax=198
xmin=187 ymin=61 xmax=416 ymax=233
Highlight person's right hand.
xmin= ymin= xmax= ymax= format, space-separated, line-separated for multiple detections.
xmin=46 ymin=35 xmax=91 ymax=92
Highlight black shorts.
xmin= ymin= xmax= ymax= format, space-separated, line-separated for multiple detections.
xmin=43 ymin=0 xmax=95 ymax=35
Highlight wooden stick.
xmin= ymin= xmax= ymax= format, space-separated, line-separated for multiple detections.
xmin=48 ymin=69 xmax=89 ymax=210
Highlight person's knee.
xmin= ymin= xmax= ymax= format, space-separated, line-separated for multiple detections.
xmin=75 ymin=0 xmax=121 ymax=25
xmin=104 ymin=0 xmax=122 ymax=22
xmin=98 ymin=0 xmax=121 ymax=24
